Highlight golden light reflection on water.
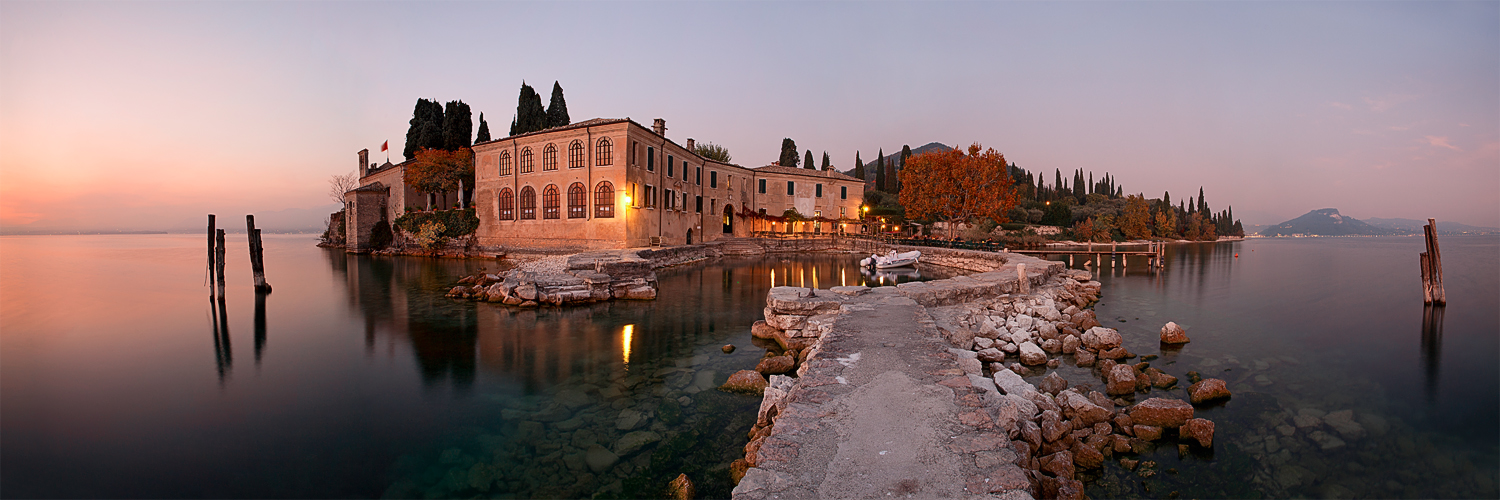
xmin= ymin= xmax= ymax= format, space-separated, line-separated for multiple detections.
xmin=621 ymin=324 xmax=634 ymax=369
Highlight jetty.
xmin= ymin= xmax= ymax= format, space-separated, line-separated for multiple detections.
xmin=1008 ymin=241 xmax=1167 ymax=269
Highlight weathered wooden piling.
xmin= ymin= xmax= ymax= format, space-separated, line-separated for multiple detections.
xmin=245 ymin=215 xmax=272 ymax=293
xmin=1420 ymin=219 xmax=1445 ymax=305
xmin=207 ymin=214 xmax=217 ymax=295
xmin=215 ymin=229 xmax=227 ymax=298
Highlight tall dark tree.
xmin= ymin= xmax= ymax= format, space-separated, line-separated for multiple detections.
xmin=852 ymin=152 xmax=865 ymax=180
xmin=821 ymin=151 xmax=832 ymax=171
xmin=474 ymin=113 xmax=491 ymax=143
xmin=1055 ymin=169 xmax=1065 ymax=197
xmin=804 ymin=150 xmax=815 ymax=170
xmin=510 ymin=82 xmax=547 ymax=136
xmin=1198 ymin=187 xmax=1208 ymax=214
xmin=546 ymin=81 xmax=570 ymax=128
xmin=875 ymin=148 xmax=886 ymax=192
xmin=778 ymin=138 xmax=799 ymax=167
xmin=403 ymin=98 xmax=444 ymax=160
xmin=442 ymin=100 xmax=473 ymax=150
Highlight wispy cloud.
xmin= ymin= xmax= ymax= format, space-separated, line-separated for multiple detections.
xmin=1364 ymin=94 xmax=1419 ymax=112
xmin=1425 ymin=136 xmax=1461 ymax=151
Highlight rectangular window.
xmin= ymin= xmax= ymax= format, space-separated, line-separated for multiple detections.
xmin=710 ymin=171 xmax=718 ymax=188
xmin=667 ymin=156 xmax=674 ymax=177
xmin=841 ymin=186 xmax=847 ymax=199
xmin=841 ymin=207 xmax=847 ymax=217
xmin=816 ymin=184 xmax=823 ymax=198
xmin=666 ymin=189 xmax=674 ymax=209
xmin=695 ymin=195 xmax=703 ymax=213
xmin=645 ymin=185 xmax=656 ymax=208
xmin=630 ymin=183 xmax=638 ymax=206
xmin=695 ymin=167 xmax=702 ymax=185
xmin=786 ymin=181 xmax=795 ymax=196
xmin=647 ymin=147 xmax=655 ymax=171
xmin=758 ymin=179 xmax=766 ymax=194
xmin=631 ymin=141 xmax=638 ymax=166
xmin=683 ymin=192 xmax=690 ymax=211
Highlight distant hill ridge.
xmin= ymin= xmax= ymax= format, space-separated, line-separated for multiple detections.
xmin=1261 ymin=208 xmax=1397 ymax=236
xmin=840 ymin=142 xmax=952 ymax=176
xmin=1364 ymin=217 xmax=1498 ymax=235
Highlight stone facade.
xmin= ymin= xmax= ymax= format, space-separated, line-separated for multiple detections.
xmin=342 ymin=148 xmax=463 ymax=253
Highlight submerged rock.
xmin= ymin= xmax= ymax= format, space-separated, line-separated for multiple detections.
xmin=1129 ymin=398 xmax=1194 ymax=428
xmin=668 ymin=473 xmax=696 ymax=500
xmin=1188 ymin=378 xmax=1232 ymax=404
xmin=585 ymin=445 xmax=619 ymax=473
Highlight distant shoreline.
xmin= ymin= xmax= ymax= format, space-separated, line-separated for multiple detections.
xmin=0 ymin=230 xmax=321 ymax=236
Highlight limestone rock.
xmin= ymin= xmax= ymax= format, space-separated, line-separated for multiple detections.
xmin=1098 ymin=347 xmax=1130 ymax=360
xmin=1037 ymin=321 xmax=1059 ymax=340
xmin=515 ymin=283 xmax=538 ymax=300
xmin=1058 ymin=391 xmax=1110 ymax=427
xmin=1308 ymin=430 xmax=1346 ymax=450
xmin=668 ymin=473 xmax=696 ymax=500
xmin=1060 ymin=335 xmax=1079 ymax=354
xmin=1129 ymin=398 xmax=1194 ymax=428
xmin=974 ymin=337 xmax=995 ymax=350
xmin=1072 ymin=440 xmax=1104 ymax=469
xmin=722 ymin=344 xmax=736 ymax=354
xmin=1074 ymin=348 xmax=1095 ymax=367
xmin=1188 ymin=378 xmax=1232 ymax=404
xmin=1106 ymin=364 xmax=1137 ymax=396
xmin=729 ymin=459 xmax=750 ymax=485
xmin=1041 ymin=338 xmax=1062 ymax=354
xmin=614 ymin=430 xmax=662 ymax=456
xmin=1040 ymin=450 xmax=1075 ymax=480
xmin=1144 ymin=367 xmax=1178 ymax=389
xmin=616 ymin=409 xmax=646 ymax=430
xmin=585 ymin=444 xmax=619 ymax=473
xmin=1018 ymin=341 xmax=1048 ymax=366
xmin=1160 ymin=321 xmax=1190 ymax=344
xmin=1133 ymin=424 xmax=1163 ymax=441
xmin=1038 ymin=372 xmax=1068 ymax=395
xmin=1081 ymin=327 xmax=1122 ymax=350
xmin=750 ymin=320 xmax=780 ymax=339
xmin=1181 ymin=418 xmax=1214 ymax=447
xmin=755 ymin=355 xmax=795 ymax=376
xmin=977 ymin=347 xmax=1006 ymax=363
xmin=1323 ymin=410 xmax=1366 ymax=440
xmin=993 ymin=370 xmax=1037 ymax=397
xmin=720 ymin=370 xmax=768 ymax=395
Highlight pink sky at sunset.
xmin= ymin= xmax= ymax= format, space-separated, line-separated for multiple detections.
xmin=1 ymin=1 xmax=1495 ymax=232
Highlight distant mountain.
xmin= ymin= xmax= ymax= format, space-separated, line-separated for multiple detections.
xmin=1260 ymin=208 xmax=1399 ymax=236
xmin=164 ymin=204 xmax=342 ymax=234
xmin=1364 ymin=217 xmax=1498 ymax=235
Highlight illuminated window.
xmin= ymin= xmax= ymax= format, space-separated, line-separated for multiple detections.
xmin=499 ymin=151 xmax=512 ymax=176
xmin=543 ymin=184 xmax=560 ymax=219
xmin=542 ymin=144 xmax=558 ymax=171
xmin=568 ymin=183 xmax=586 ymax=218
xmin=595 ymin=182 xmax=614 ymax=218
xmin=569 ymin=140 xmax=584 ymax=168
xmin=519 ymin=147 xmax=534 ymax=173
xmin=498 ymin=188 xmax=514 ymax=220
xmin=519 ymin=186 xmax=536 ymax=219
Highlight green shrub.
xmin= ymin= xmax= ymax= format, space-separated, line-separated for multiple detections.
xmin=394 ymin=208 xmax=478 ymax=238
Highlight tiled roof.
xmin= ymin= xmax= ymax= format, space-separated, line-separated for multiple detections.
xmin=752 ymin=164 xmax=861 ymax=182
xmin=474 ymin=118 xmax=631 ymax=146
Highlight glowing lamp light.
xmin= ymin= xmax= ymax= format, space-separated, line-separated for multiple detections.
xmin=622 ymin=193 xmax=633 ymax=207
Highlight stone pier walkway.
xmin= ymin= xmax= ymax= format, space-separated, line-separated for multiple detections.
xmin=734 ymin=286 xmax=1025 ymax=499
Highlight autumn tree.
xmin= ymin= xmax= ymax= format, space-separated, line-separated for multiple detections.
xmin=778 ymin=138 xmax=799 ymax=167
xmin=1120 ymin=194 xmax=1152 ymax=240
xmin=694 ymin=142 xmax=732 ymax=162
xmin=404 ymin=148 xmax=475 ymax=209
xmin=899 ymin=143 xmax=1018 ymax=239
xmin=1154 ymin=208 xmax=1178 ymax=238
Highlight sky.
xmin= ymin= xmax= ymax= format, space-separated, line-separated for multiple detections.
xmin=1 ymin=1 xmax=1496 ymax=232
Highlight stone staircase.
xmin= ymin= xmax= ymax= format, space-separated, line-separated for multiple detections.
xmin=718 ymin=237 xmax=767 ymax=255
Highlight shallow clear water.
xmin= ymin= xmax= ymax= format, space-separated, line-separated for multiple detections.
xmin=1036 ymin=236 xmax=1499 ymax=499
xmin=2 ymin=234 xmax=1494 ymax=499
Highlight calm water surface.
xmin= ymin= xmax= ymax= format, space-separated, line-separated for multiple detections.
xmin=1 ymin=234 xmax=1495 ymax=498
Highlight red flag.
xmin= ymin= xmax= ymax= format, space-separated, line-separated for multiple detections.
xmin=381 ymin=140 xmax=389 ymax=152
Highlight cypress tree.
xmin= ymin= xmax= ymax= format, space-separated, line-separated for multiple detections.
xmin=474 ymin=113 xmax=491 ymax=143
xmin=546 ymin=81 xmax=570 ymax=128
xmin=821 ymin=151 xmax=832 ymax=171
xmin=511 ymin=82 xmax=547 ymax=135
xmin=779 ymin=139 xmax=799 ymax=167
xmin=875 ymin=148 xmax=886 ymax=192
xmin=1088 ymin=172 xmax=1094 ymax=195
xmin=852 ymin=152 xmax=865 ymax=179
xmin=804 ymin=150 xmax=815 ymax=170
xmin=403 ymin=98 xmax=446 ymax=160
xmin=442 ymin=100 xmax=473 ymax=150
xmin=1055 ymin=169 xmax=1065 ymax=197
xmin=1198 ymin=187 xmax=1208 ymax=214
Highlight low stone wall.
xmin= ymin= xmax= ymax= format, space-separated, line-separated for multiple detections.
xmin=446 ymin=249 xmax=659 ymax=306
xmin=892 ymin=252 xmax=1064 ymax=307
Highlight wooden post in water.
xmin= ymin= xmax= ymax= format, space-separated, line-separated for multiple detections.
xmin=207 ymin=214 xmax=217 ymax=296
xmin=1421 ymin=219 xmax=1446 ymax=305
xmin=215 ymin=229 xmax=227 ymax=298
xmin=245 ymin=215 xmax=272 ymax=293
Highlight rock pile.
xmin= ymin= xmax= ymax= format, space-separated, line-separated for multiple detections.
xmin=445 ymin=250 xmax=659 ymax=306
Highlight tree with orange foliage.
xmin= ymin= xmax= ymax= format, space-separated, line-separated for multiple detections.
xmin=1120 ymin=194 xmax=1152 ymax=240
xmin=405 ymin=147 xmax=475 ymax=208
xmin=899 ymin=143 xmax=1018 ymax=239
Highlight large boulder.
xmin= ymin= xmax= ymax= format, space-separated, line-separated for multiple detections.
xmin=1129 ymin=398 xmax=1194 ymax=428
xmin=1181 ymin=418 xmax=1215 ymax=447
xmin=755 ymin=355 xmax=795 ymax=376
xmin=1106 ymin=364 xmax=1137 ymax=396
xmin=1060 ymin=335 xmax=1080 ymax=354
xmin=1018 ymin=341 xmax=1048 ymax=366
xmin=750 ymin=320 xmax=781 ymax=339
xmin=1058 ymin=391 xmax=1111 ymax=427
xmin=977 ymin=348 xmax=1006 ymax=363
xmin=1038 ymin=372 xmax=1068 ymax=395
xmin=1188 ymin=378 xmax=1232 ymax=404
xmin=720 ymin=370 xmax=768 ymax=395
xmin=993 ymin=369 xmax=1037 ymax=396
xmin=1081 ymin=327 xmax=1122 ymax=351
xmin=1144 ymin=367 xmax=1178 ymax=389
xmin=1160 ymin=322 xmax=1190 ymax=344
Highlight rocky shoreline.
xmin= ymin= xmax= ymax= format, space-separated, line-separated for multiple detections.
xmin=726 ymin=252 xmax=1230 ymax=499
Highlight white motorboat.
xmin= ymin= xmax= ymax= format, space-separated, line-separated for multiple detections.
xmin=860 ymin=250 xmax=921 ymax=269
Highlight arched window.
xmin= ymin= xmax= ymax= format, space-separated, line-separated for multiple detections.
xmin=519 ymin=186 xmax=536 ymax=219
xmin=519 ymin=147 xmax=534 ymax=173
xmin=498 ymin=151 xmax=512 ymax=176
xmin=568 ymin=140 xmax=584 ymax=168
xmin=497 ymin=188 xmax=515 ymax=220
xmin=567 ymin=183 xmax=586 ymax=218
xmin=595 ymin=137 xmax=613 ymax=166
xmin=594 ymin=182 xmax=615 ymax=218
xmin=542 ymin=185 xmax=560 ymax=219
xmin=542 ymin=144 xmax=558 ymax=171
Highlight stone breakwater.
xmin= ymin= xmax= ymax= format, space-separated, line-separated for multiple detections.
xmin=729 ymin=253 xmax=1228 ymax=499
xmin=444 ymin=244 xmax=729 ymax=306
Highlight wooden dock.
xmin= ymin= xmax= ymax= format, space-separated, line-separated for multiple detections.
xmin=1007 ymin=242 xmax=1166 ymax=269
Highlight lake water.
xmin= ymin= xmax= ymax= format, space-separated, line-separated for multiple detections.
xmin=1 ymin=234 xmax=1494 ymax=498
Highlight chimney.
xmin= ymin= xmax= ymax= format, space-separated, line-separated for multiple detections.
xmin=686 ymin=138 xmax=696 ymax=152
xmin=652 ymin=118 xmax=667 ymax=136
xmin=358 ymin=149 xmax=369 ymax=178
